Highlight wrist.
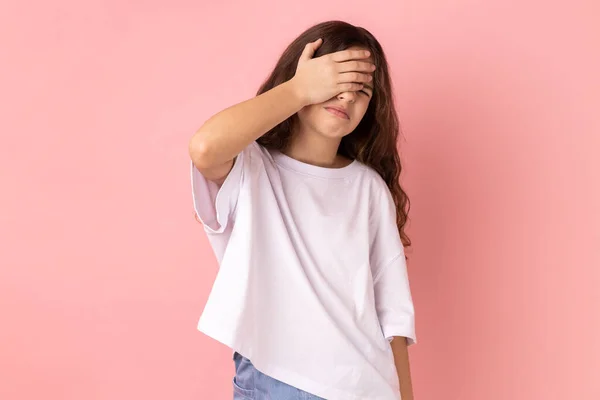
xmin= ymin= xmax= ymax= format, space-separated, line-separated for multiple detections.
xmin=285 ymin=77 xmax=309 ymax=108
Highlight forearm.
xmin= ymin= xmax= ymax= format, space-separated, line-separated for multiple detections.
xmin=391 ymin=336 xmax=414 ymax=400
xmin=190 ymin=79 xmax=306 ymax=169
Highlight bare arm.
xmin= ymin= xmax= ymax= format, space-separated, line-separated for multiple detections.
xmin=188 ymin=42 xmax=374 ymax=183
xmin=188 ymin=79 xmax=306 ymax=182
xmin=391 ymin=336 xmax=414 ymax=400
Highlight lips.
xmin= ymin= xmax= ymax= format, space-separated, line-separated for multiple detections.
xmin=324 ymin=106 xmax=349 ymax=119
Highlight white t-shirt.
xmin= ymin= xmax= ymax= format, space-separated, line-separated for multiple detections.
xmin=190 ymin=141 xmax=416 ymax=400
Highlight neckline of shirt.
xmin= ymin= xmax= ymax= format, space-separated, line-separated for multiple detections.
xmin=269 ymin=148 xmax=361 ymax=178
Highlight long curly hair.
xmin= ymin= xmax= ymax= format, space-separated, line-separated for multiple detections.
xmin=256 ymin=20 xmax=412 ymax=249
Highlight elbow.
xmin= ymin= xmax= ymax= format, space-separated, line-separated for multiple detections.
xmin=188 ymin=131 xmax=214 ymax=170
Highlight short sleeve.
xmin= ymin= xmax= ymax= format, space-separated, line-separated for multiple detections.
xmin=369 ymin=178 xmax=417 ymax=345
xmin=373 ymin=251 xmax=416 ymax=345
xmin=190 ymin=141 xmax=257 ymax=234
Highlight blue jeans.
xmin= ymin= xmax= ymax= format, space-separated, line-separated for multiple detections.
xmin=232 ymin=352 xmax=325 ymax=399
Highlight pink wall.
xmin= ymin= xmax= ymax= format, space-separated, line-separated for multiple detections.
xmin=1 ymin=1 xmax=598 ymax=399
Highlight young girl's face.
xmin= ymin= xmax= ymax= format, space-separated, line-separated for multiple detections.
xmin=296 ymin=46 xmax=374 ymax=140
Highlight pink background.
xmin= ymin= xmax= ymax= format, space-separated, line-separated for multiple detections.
xmin=1 ymin=1 xmax=599 ymax=399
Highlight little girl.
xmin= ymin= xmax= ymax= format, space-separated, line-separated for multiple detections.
xmin=189 ymin=20 xmax=417 ymax=400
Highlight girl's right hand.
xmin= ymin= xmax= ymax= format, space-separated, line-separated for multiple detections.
xmin=290 ymin=38 xmax=375 ymax=106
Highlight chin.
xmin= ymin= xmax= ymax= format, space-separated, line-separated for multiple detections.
xmin=317 ymin=127 xmax=353 ymax=139
xmin=319 ymin=119 xmax=356 ymax=136
xmin=298 ymin=113 xmax=355 ymax=138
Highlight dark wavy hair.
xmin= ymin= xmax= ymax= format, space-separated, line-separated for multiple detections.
xmin=256 ymin=20 xmax=412 ymax=249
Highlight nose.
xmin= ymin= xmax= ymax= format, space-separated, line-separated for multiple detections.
xmin=336 ymin=90 xmax=356 ymax=103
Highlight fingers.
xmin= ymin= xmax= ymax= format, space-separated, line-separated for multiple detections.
xmin=337 ymin=82 xmax=365 ymax=92
xmin=330 ymin=49 xmax=371 ymax=63
xmin=337 ymin=60 xmax=376 ymax=74
xmin=299 ymin=38 xmax=323 ymax=62
xmin=337 ymin=71 xmax=373 ymax=84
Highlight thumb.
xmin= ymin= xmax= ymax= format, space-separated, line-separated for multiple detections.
xmin=299 ymin=38 xmax=322 ymax=62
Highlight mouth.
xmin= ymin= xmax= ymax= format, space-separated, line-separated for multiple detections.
xmin=324 ymin=107 xmax=350 ymax=120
